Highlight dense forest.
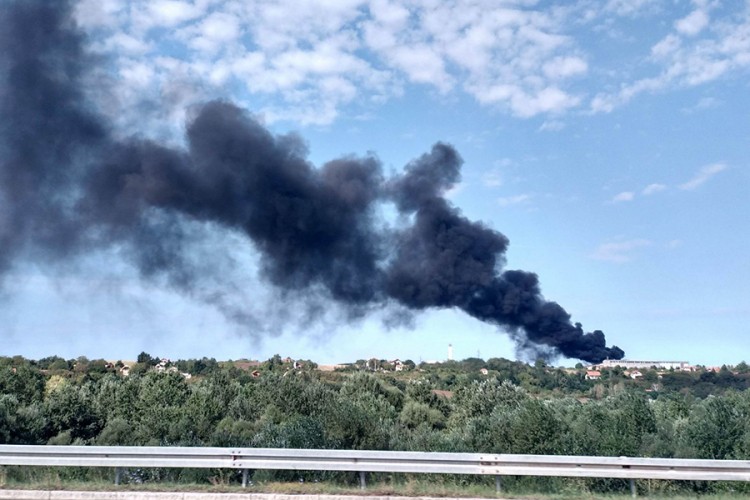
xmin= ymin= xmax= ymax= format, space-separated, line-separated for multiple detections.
xmin=2 ymin=353 xmax=750 ymax=494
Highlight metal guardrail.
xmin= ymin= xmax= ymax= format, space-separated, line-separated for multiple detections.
xmin=1 ymin=446 xmax=750 ymax=495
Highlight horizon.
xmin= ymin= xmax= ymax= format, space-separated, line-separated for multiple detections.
xmin=6 ymin=350 xmax=749 ymax=371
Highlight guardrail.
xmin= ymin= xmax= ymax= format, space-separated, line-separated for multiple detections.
xmin=2 ymin=446 xmax=750 ymax=497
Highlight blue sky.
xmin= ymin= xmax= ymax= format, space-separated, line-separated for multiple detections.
xmin=2 ymin=0 xmax=749 ymax=366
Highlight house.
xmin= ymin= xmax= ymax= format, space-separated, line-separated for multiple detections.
xmin=628 ymin=370 xmax=643 ymax=379
xmin=480 ymin=368 xmax=489 ymax=375
xmin=586 ymin=370 xmax=601 ymax=380
xmin=599 ymin=359 xmax=692 ymax=371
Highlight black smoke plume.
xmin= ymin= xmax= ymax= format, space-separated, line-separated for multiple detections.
xmin=0 ymin=0 xmax=624 ymax=363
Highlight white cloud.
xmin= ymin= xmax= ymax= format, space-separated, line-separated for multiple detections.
xmin=642 ymin=183 xmax=667 ymax=195
xmin=542 ymin=56 xmax=588 ymax=79
xmin=590 ymin=239 xmax=652 ymax=263
xmin=88 ymin=33 xmax=151 ymax=58
xmin=675 ymin=9 xmax=710 ymax=37
xmin=74 ymin=0 xmax=126 ymax=29
xmin=591 ymin=75 xmax=665 ymax=113
xmin=682 ymin=96 xmax=721 ymax=113
xmin=389 ymin=45 xmax=453 ymax=91
xmin=482 ymin=169 xmax=504 ymax=188
xmin=498 ymin=194 xmax=532 ymax=207
xmin=178 ymin=11 xmax=243 ymax=54
xmin=75 ymin=0 xmax=750 ymax=128
xmin=604 ymin=0 xmax=658 ymax=17
xmin=679 ymin=163 xmax=728 ymax=190
xmin=591 ymin=1 xmax=750 ymax=113
xmin=145 ymin=0 xmax=205 ymax=28
xmin=362 ymin=1 xmax=590 ymax=116
xmin=119 ymin=59 xmax=156 ymax=88
xmin=611 ymin=191 xmax=635 ymax=203
xmin=651 ymin=34 xmax=681 ymax=59
xmin=539 ymin=119 xmax=565 ymax=131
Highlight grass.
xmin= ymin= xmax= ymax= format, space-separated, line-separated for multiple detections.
xmin=3 ymin=469 xmax=750 ymax=499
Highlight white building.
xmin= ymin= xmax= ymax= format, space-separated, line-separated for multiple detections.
xmin=599 ymin=359 xmax=692 ymax=371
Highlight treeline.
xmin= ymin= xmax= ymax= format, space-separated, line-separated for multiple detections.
xmin=2 ymin=354 xmax=750 ymax=493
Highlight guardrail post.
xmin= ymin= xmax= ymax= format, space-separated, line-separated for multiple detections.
xmin=242 ymin=469 xmax=249 ymax=488
xmin=114 ymin=467 xmax=122 ymax=486
xmin=495 ymin=475 xmax=502 ymax=494
xmin=630 ymin=479 xmax=637 ymax=498
xmin=359 ymin=471 xmax=366 ymax=490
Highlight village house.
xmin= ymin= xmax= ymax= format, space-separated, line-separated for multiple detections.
xmin=586 ymin=370 xmax=601 ymax=380
xmin=627 ymin=370 xmax=643 ymax=379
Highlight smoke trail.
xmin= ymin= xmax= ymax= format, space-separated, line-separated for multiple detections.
xmin=0 ymin=0 xmax=624 ymax=363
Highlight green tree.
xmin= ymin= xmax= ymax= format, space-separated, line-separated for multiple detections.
xmin=0 ymin=362 xmax=45 ymax=404
xmin=137 ymin=352 xmax=155 ymax=365
xmin=450 ymin=379 xmax=526 ymax=426
xmin=134 ymin=372 xmax=190 ymax=444
xmin=97 ymin=417 xmax=136 ymax=445
xmin=43 ymin=382 xmax=103 ymax=442
xmin=399 ymin=401 xmax=446 ymax=430
xmin=682 ymin=395 xmax=746 ymax=459
xmin=0 ymin=394 xmax=21 ymax=443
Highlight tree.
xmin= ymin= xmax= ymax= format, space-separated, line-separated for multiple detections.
xmin=607 ymin=392 xmax=657 ymax=456
xmin=134 ymin=372 xmax=191 ymax=444
xmin=508 ymin=399 xmax=567 ymax=454
xmin=399 ymin=401 xmax=445 ymax=430
xmin=137 ymin=352 xmax=155 ymax=365
xmin=178 ymin=372 xmax=241 ymax=442
xmin=43 ymin=382 xmax=103 ymax=442
xmin=0 ymin=362 xmax=45 ymax=405
xmin=36 ymin=355 xmax=67 ymax=370
xmin=0 ymin=394 xmax=21 ymax=443
xmin=211 ymin=417 xmax=256 ymax=447
xmin=682 ymin=395 xmax=745 ymax=459
xmin=450 ymin=379 xmax=527 ymax=426
xmin=97 ymin=417 xmax=136 ymax=445
xmin=461 ymin=357 xmax=486 ymax=372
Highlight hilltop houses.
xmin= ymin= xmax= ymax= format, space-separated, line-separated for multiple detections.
xmin=596 ymin=359 xmax=693 ymax=371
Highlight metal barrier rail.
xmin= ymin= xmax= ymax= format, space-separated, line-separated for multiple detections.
xmin=2 ymin=445 xmax=750 ymax=495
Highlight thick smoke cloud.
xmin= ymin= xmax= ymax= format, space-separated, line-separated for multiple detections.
xmin=0 ymin=0 xmax=624 ymax=363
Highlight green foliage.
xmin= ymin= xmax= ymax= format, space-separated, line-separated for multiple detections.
xmin=0 ymin=360 xmax=45 ymax=404
xmin=211 ymin=417 xmax=256 ymax=446
xmin=681 ymin=393 xmax=749 ymax=459
xmin=4 ymin=351 xmax=750 ymax=498
xmin=137 ymin=352 xmax=156 ymax=365
xmin=399 ymin=401 xmax=445 ymax=430
xmin=96 ymin=417 xmax=136 ymax=445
